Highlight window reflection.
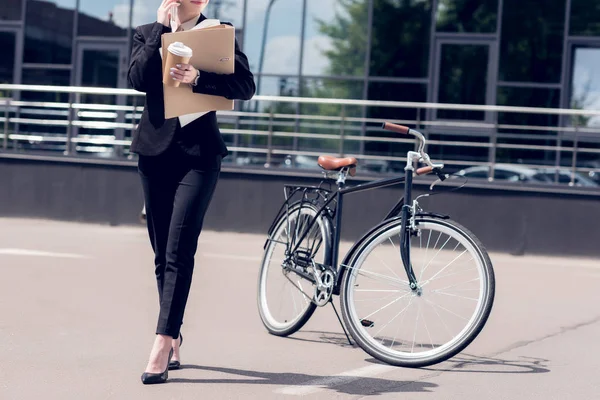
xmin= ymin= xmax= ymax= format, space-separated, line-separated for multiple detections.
xmin=78 ymin=0 xmax=130 ymax=36
xmin=302 ymin=0 xmax=342 ymax=76
xmin=497 ymin=86 xmax=560 ymax=128
xmin=0 ymin=31 xmax=16 ymax=84
xmin=0 ymin=0 xmax=23 ymax=21
xmin=500 ymin=0 xmax=565 ymax=83
xmin=570 ymin=47 xmax=600 ymax=128
xmin=207 ymin=0 xmax=245 ymax=28
xmin=311 ymin=0 xmax=369 ymax=77
xmin=371 ymin=0 xmax=431 ymax=78
xmin=243 ymin=0 xmax=303 ymax=77
xmin=570 ymin=0 xmax=600 ymax=36
xmin=438 ymin=44 xmax=488 ymax=120
xmin=436 ymin=0 xmax=497 ymax=33
xmin=24 ymin=0 xmax=75 ymax=64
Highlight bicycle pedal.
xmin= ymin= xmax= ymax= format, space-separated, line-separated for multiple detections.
xmin=360 ymin=319 xmax=375 ymax=328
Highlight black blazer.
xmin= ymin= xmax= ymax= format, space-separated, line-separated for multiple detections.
xmin=127 ymin=15 xmax=255 ymax=159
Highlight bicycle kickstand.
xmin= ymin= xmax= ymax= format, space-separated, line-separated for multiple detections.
xmin=330 ymin=300 xmax=353 ymax=346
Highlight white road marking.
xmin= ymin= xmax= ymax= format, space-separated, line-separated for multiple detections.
xmin=274 ymin=364 xmax=395 ymax=396
xmin=0 ymin=248 xmax=88 ymax=259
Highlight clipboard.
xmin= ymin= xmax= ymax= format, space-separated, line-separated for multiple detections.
xmin=160 ymin=22 xmax=235 ymax=120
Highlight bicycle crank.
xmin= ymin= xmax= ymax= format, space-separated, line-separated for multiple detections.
xmin=314 ymin=269 xmax=335 ymax=307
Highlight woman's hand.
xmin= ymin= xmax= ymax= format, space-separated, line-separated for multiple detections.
xmin=157 ymin=0 xmax=180 ymax=27
xmin=170 ymin=64 xmax=199 ymax=85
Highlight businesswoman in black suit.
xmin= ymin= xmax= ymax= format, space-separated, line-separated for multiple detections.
xmin=127 ymin=0 xmax=255 ymax=384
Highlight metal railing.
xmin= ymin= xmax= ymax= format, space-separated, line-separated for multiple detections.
xmin=1 ymin=84 xmax=599 ymax=191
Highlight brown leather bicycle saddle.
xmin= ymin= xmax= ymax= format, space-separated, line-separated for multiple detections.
xmin=317 ymin=155 xmax=358 ymax=176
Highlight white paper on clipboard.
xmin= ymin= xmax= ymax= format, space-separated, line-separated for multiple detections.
xmin=160 ymin=17 xmax=222 ymax=127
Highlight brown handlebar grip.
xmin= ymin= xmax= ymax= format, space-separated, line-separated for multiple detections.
xmin=382 ymin=122 xmax=411 ymax=135
xmin=416 ymin=166 xmax=434 ymax=176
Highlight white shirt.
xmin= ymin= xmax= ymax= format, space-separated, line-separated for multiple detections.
xmin=172 ymin=14 xmax=201 ymax=32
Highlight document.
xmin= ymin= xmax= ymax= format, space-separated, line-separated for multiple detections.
xmin=160 ymin=19 xmax=235 ymax=124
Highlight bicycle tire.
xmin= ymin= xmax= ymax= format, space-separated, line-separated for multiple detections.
xmin=340 ymin=216 xmax=495 ymax=367
xmin=257 ymin=202 xmax=332 ymax=337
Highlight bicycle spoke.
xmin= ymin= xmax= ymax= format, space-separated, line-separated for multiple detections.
xmin=374 ymin=295 xmax=414 ymax=340
xmin=424 ymin=294 xmax=453 ymax=340
xmin=354 ymin=292 xmax=400 ymax=304
xmin=424 ymin=297 xmax=468 ymax=321
xmin=423 ymin=260 xmax=475 ymax=284
xmin=297 ymin=280 xmax=310 ymax=306
xmin=421 ymin=302 xmax=435 ymax=350
xmin=375 ymin=248 xmax=402 ymax=280
xmin=419 ymin=234 xmax=452 ymax=281
xmin=422 ymin=229 xmax=433 ymax=281
xmin=344 ymin=263 xmax=409 ymax=289
xmin=421 ymin=249 xmax=469 ymax=287
xmin=411 ymin=302 xmax=421 ymax=353
xmin=362 ymin=291 xmax=412 ymax=321
xmin=432 ymin=277 xmax=480 ymax=293
xmin=389 ymin=295 xmax=414 ymax=349
xmin=432 ymin=290 xmax=479 ymax=302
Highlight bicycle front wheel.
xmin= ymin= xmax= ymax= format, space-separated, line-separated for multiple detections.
xmin=257 ymin=202 xmax=330 ymax=336
xmin=340 ymin=216 xmax=495 ymax=367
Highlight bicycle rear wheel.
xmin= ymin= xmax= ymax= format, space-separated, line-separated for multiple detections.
xmin=257 ymin=202 xmax=331 ymax=336
xmin=340 ymin=216 xmax=495 ymax=367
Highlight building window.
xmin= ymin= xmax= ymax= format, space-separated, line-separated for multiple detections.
xmin=0 ymin=0 xmax=23 ymax=21
xmin=370 ymin=0 xmax=432 ymax=78
xmin=570 ymin=0 xmax=600 ymax=37
xmin=0 ymin=31 xmax=17 ymax=84
xmin=569 ymin=46 xmax=600 ymax=128
xmin=302 ymin=0 xmax=370 ymax=77
xmin=437 ymin=43 xmax=489 ymax=120
xmin=499 ymin=0 xmax=565 ymax=83
xmin=243 ymin=0 xmax=303 ymax=78
xmin=78 ymin=0 xmax=130 ymax=37
xmin=497 ymin=86 xmax=560 ymax=126
xmin=24 ymin=0 xmax=75 ymax=64
xmin=436 ymin=0 xmax=498 ymax=33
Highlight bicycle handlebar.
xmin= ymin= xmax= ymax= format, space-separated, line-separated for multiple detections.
xmin=381 ymin=122 xmax=445 ymax=176
xmin=381 ymin=122 xmax=411 ymax=135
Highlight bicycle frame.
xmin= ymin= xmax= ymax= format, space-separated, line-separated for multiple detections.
xmin=265 ymin=172 xmax=409 ymax=295
xmin=265 ymin=123 xmax=446 ymax=299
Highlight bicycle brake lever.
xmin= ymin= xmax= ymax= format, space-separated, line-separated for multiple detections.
xmin=429 ymin=168 xmax=449 ymax=191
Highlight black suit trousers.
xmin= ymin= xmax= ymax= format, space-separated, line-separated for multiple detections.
xmin=138 ymin=144 xmax=221 ymax=338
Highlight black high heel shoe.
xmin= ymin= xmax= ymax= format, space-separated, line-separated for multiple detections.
xmin=141 ymin=348 xmax=173 ymax=385
xmin=169 ymin=333 xmax=183 ymax=370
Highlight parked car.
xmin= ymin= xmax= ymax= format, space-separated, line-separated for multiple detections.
xmin=454 ymin=164 xmax=549 ymax=184
xmin=455 ymin=164 xmax=598 ymax=187
xmin=531 ymin=168 xmax=598 ymax=187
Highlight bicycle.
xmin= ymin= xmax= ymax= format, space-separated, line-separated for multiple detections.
xmin=257 ymin=122 xmax=495 ymax=367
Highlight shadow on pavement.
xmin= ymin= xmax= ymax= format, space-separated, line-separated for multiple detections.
xmin=283 ymin=330 xmax=356 ymax=348
xmin=168 ymin=364 xmax=438 ymax=395
xmin=375 ymin=355 xmax=551 ymax=374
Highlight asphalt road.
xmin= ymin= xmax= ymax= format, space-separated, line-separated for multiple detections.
xmin=1 ymin=218 xmax=599 ymax=399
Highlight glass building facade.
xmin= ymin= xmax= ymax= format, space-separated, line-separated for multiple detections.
xmin=0 ymin=0 xmax=599 ymax=172
xmin=1 ymin=0 xmax=598 ymax=112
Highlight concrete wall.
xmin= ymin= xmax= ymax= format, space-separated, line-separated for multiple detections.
xmin=1 ymin=154 xmax=599 ymax=257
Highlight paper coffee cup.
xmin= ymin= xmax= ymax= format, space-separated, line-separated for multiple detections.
xmin=163 ymin=42 xmax=193 ymax=87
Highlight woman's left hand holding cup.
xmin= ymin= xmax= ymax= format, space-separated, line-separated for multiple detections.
xmin=170 ymin=64 xmax=199 ymax=85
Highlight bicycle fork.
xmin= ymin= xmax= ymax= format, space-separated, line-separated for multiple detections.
xmin=400 ymin=151 xmax=421 ymax=294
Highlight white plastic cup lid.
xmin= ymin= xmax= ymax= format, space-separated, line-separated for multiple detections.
xmin=168 ymin=42 xmax=193 ymax=58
